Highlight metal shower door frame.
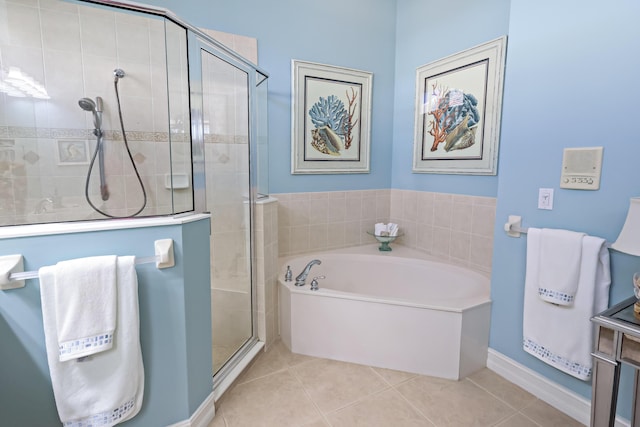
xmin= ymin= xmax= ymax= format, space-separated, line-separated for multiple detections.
xmin=188 ymin=33 xmax=261 ymax=389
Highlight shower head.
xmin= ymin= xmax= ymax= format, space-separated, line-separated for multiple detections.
xmin=78 ymin=97 xmax=96 ymax=112
xmin=78 ymin=96 xmax=103 ymax=130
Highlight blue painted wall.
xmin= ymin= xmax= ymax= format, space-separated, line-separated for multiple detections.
xmin=145 ymin=0 xmax=397 ymax=194
xmin=148 ymin=0 xmax=511 ymax=197
xmin=0 ymin=219 xmax=212 ymax=426
xmin=4 ymin=0 xmax=640 ymax=422
xmin=491 ymin=0 xmax=640 ymax=419
xmin=169 ymin=0 xmax=640 ymax=418
xmin=147 ymin=0 xmax=640 ymax=418
xmin=391 ymin=0 xmax=511 ymax=197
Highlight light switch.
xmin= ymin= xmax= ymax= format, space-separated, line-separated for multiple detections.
xmin=538 ymin=188 xmax=554 ymax=210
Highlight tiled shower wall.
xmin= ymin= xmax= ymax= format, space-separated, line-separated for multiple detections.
xmin=0 ymin=0 xmax=192 ymax=225
xmin=275 ymin=189 xmax=495 ymax=274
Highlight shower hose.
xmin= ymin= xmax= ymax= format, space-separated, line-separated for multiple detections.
xmin=85 ymin=77 xmax=147 ymax=218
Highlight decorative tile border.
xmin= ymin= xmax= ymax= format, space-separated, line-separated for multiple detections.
xmin=0 ymin=126 xmax=192 ymax=143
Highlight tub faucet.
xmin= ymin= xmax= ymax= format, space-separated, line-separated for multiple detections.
xmin=295 ymin=259 xmax=321 ymax=286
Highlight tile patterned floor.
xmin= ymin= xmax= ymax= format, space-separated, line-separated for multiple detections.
xmin=208 ymin=340 xmax=585 ymax=427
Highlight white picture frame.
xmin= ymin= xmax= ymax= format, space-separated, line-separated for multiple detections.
xmin=291 ymin=60 xmax=372 ymax=174
xmin=413 ymin=36 xmax=507 ymax=175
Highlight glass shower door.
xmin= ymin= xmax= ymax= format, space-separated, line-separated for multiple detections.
xmin=196 ymin=43 xmax=255 ymax=375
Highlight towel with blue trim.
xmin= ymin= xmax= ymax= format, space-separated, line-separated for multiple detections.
xmin=537 ymin=228 xmax=585 ymax=306
xmin=39 ymin=256 xmax=144 ymax=426
xmin=523 ymin=228 xmax=610 ymax=381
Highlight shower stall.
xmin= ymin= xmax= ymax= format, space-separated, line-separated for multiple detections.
xmin=0 ymin=0 xmax=268 ymax=388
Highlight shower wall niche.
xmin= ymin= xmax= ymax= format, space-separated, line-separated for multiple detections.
xmin=0 ymin=0 xmax=193 ymax=225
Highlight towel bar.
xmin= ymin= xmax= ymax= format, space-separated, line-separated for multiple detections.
xmin=504 ymin=215 xmax=528 ymax=237
xmin=0 ymin=238 xmax=175 ymax=290
xmin=503 ymin=215 xmax=612 ymax=248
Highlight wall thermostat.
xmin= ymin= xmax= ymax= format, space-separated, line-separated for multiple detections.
xmin=560 ymin=146 xmax=603 ymax=190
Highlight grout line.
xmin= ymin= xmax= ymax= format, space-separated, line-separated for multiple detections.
xmin=472 ymin=388 xmax=546 ymax=427
xmin=518 ymin=409 xmax=545 ymax=427
xmin=232 ymin=365 xmax=289 ymax=387
xmin=287 ymin=363 xmax=333 ymax=427
xmin=490 ymin=411 xmax=520 ymax=427
xmin=324 ymin=383 xmax=393 ymax=415
xmin=390 ymin=380 xmax=438 ymax=426
xmin=368 ymin=365 xmax=395 ymax=387
xmin=367 ymin=365 xmax=421 ymax=388
xmin=465 ymin=376 xmax=528 ymax=412
xmin=460 ymin=378 xmax=522 ymax=425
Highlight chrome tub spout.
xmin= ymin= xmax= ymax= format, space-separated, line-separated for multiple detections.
xmin=295 ymin=259 xmax=321 ymax=286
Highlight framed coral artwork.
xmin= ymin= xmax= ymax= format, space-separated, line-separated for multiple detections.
xmin=291 ymin=60 xmax=372 ymax=174
xmin=413 ymin=36 xmax=507 ymax=175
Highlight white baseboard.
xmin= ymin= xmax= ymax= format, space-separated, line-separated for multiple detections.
xmin=166 ymin=391 xmax=216 ymax=427
xmin=487 ymin=349 xmax=629 ymax=427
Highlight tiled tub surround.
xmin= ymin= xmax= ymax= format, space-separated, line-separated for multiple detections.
xmin=390 ymin=190 xmax=496 ymax=274
xmin=276 ymin=190 xmax=391 ymax=256
xmin=0 ymin=0 xmax=193 ymax=224
xmin=275 ymin=189 xmax=495 ymax=275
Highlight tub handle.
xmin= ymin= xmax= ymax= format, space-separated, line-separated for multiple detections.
xmin=310 ymin=275 xmax=325 ymax=291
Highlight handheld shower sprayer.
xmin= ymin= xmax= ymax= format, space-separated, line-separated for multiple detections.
xmin=78 ymin=95 xmax=108 ymax=201
xmin=78 ymin=67 xmax=146 ymax=218
xmin=78 ymin=96 xmax=103 ymax=131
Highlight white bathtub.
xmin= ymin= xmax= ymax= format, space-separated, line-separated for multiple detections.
xmin=278 ymin=245 xmax=491 ymax=380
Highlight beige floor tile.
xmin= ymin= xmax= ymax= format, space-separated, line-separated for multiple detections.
xmin=521 ymin=399 xmax=585 ymax=427
xmin=236 ymin=340 xmax=317 ymax=385
xmin=397 ymin=377 xmax=515 ymax=426
xmin=272 ymin=339 xmax=318 ymax=367
xmin=468 ymin=369 xmax=536 ymax=410
xmin=371 ymin=366 xmax=418 ymax=386
xmin=237 ymin=341 xmax=315 ymax=384
xmin=395 ymin=374 xmax=459 ymax=397
xmin=300 ymin=419 xmax=330 ymax=427
xmin=208 ymin=412 xmax=227 ymax=427
xmin=219 ymin=370 xmax=322 ymax=427
xmin=494 ymin=413 xmax=539 ymax=427
xmin=327 ymin=389 xmax=433 ymax=427
xmin=291 ymin=358 xmax=388 ymax=413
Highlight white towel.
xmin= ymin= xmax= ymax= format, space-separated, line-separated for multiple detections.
xmin=374 ymin=223 xmax=399 ymax=236
xmin=40 ymin=256 xmax=144 ymax=426
xmin=538 ymin=228 xmax=585 ymax=306
xmin=375 ymin=223 xmax=387 ymax=236
xmin=54 ymin=255 xmax=117 ymax=361
xmin=523 ymin=228 xmax=610 ymax=381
